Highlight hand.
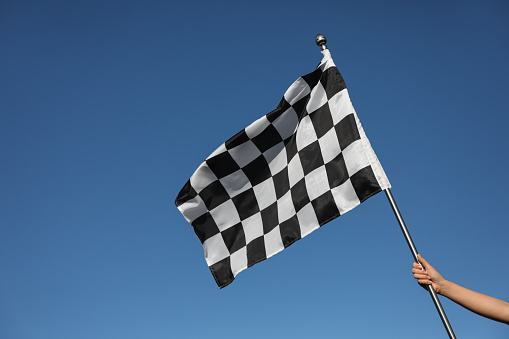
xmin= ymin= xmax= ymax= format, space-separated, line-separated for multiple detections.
xmin=412 ymin=254 xmax=446 ymax=294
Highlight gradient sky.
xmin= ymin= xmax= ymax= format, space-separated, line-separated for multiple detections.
xmin=1 ymin=1 xmax=509 ymax=338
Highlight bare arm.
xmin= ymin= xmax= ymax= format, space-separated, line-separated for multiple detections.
xmin=412 ymin=254 xmax=509 ymax=325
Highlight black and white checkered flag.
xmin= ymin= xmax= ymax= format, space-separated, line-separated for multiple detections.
xmin=176 ymin=50 xmax=390 ymax=288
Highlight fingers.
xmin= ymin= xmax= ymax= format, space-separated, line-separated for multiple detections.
xmin=417 ymin=254 xmax=431 ymax=270
xmin=412 ymin=262 xmax=427 ymax=275
xmin=412 ymin=266 xmax=427 ymax=274
xmin=413 ymin=274 xmax=430 ymax=282
xmin=412 ymin=267 xmax=429 ymax=279
xmin=412 ymin=254 xmax=435 ymax=288
xmin=412 ymin=262 xmax=431 ymax=286
xmin=412 ymin=268 xmax=432 ymax=285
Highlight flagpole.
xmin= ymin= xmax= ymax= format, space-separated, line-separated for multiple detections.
xmin=384 ymin=188 xmax=457 ymax=339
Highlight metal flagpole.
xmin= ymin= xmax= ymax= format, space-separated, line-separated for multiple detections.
xmin=384 ymin=189 xmax=456 ymax=338
xmin=314 ymin=34 xmax=457 ymax=339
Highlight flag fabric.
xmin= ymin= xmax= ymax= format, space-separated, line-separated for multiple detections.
xmin=175 ymin=49 xmax=390 ymax=288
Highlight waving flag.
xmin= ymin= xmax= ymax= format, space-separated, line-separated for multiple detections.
xmin=175 ymin=49 xmax=390 ymax=288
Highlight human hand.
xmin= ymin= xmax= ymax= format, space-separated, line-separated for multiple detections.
xmin=412 ymin=254 xmax=447 ymax=294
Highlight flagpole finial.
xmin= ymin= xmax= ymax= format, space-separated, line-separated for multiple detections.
xmin=315 ymin=34 xmax=328 ymax=51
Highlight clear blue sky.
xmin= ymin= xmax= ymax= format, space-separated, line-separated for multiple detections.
xmin=1 ymin=1 xmax=508 ymax=338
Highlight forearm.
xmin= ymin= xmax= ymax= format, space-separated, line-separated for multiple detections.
xmin=440 ymin=280 xmax=509 ymax=325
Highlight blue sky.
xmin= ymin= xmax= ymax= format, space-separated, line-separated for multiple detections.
xmin=1 ymin=1 xmax=508 ymax=338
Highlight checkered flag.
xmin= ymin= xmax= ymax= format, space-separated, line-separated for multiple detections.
xmin=175 ymin=50 xmax=390 ymax=288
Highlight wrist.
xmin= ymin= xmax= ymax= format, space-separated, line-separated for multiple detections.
xmin=436 ymin=279 xmax=450 ymax=296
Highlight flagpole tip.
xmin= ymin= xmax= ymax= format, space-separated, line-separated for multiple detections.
xmin=315 ymin=34 xmax=328 ymax=51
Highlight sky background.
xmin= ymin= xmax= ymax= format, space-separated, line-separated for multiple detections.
xmin=1 ymin=1 xmax=509 ymax=338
